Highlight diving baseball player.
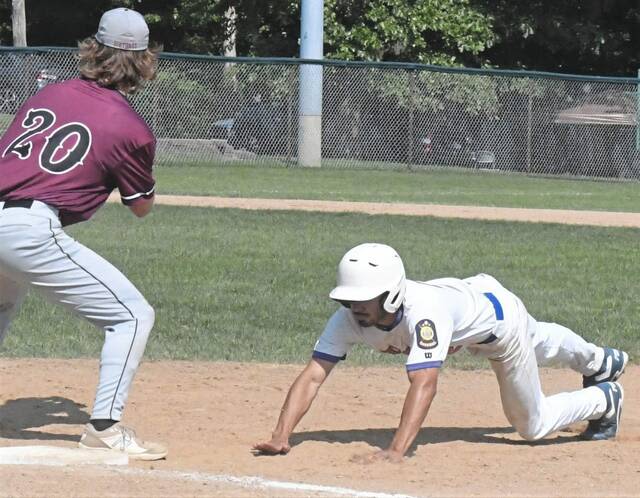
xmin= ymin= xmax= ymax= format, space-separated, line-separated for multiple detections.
xmin=0 ymin=8 xmax=166 ymax=460
xmin=254 ymin=243 xmax=627 ymax=462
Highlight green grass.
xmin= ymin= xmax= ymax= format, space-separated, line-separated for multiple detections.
xmin=153 ymin=163 xmax=640 ymax=212
xmin=1 ymin=204 xmax=637 ymax=368
xmin=0 ymin=112 xmax=14 ymax=134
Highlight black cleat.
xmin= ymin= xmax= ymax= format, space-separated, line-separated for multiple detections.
xmin=583 ymin=348 xmax=629 ymax=388
xmin=580 ymin=382 xmax=624 ymax=441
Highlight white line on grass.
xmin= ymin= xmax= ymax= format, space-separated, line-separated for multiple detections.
xmin=112 ymin=467 xmax=422 ymax=498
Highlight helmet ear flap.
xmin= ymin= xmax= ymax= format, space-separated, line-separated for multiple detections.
xmin=382 ymin=277 xmax=406 ymax=313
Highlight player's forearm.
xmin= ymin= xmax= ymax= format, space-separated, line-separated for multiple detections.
xmin=388 ymin=379 xmax=437 ymax=455
xmin=271 ymin=375 xmax=322 ymax=440
xmin=128 ymin=196 xmax=154 ymax=217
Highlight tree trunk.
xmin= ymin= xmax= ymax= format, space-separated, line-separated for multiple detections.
xmin=12 ymin=0 xmax=27 ymax=47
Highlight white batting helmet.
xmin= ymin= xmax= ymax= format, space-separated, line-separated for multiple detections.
xmin=329 ymin=243 xmax=406 ymax=313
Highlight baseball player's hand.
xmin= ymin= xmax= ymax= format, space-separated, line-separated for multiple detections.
xmin=350 ymin=449 xmax=404 ymax=464
xmin=252 ymin=437 xmax=291 ymax=455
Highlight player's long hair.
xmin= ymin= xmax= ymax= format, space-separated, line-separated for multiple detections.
xmin=77 ymin=37 xmax=161 ymax=95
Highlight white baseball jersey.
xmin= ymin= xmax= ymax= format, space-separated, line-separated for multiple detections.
xmin=313 ymin=274 xmax=503 ymax=371
xmin=314 ymin=272 xmax=609 ymax=441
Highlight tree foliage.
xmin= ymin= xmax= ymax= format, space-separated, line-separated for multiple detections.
xmin=476 ymin=0 xmax=640 ymax=76
xmin=0 ymin=0 xmax=301 ymax=56
xmin=0 ymin=0 xmax=638 ymax=75
xmin=0 ymin=1 xmax=222 ymax=51
xmin=0 ymin=0 xmax=494 ymax=64
xmin=324 ymin=0 xmax=494 ymax=65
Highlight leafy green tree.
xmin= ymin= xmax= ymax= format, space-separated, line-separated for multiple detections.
xmin=142 ymin=0 xmax=226 ymax=54
xmin=324 ymin=0 xmax=495 ymax=65
xmin=217 ymin=0 xmax=299 ymax=56
xmin=1 ymin=0 xmax=637 ymax=76
xmin=0 ymin=0 xmax=226 ymax=51
xmin=0 ymin=0 xmax=495 ymax=63
xmin=1 ymin=0 xmax=132 ymax=47
xmin=477 ymin=0 xmax=640 ymax=76
xmin=0 ymin=3 xmax=10 ymax=45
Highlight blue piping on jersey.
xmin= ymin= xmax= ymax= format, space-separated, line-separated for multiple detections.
xmin=312 ymin=350 xmax=346 ymax=363
xmin=406 ymin=360 xmax=443 ymax=371
xmin=483 ymin=292 xmax=504 ymax=320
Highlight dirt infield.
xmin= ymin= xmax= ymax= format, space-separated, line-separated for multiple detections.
xmin=108 ymin=194 xmax=640 ymax=228
xmin=2 ymin=199 xmax=637 ymax=496
xmin=1 ymin=359 xmax=638 ymax=497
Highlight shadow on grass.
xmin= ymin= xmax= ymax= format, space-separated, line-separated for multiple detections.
xmin=288 ymin=426 xmax=582 ymax=454
xmin=0 ymin=396 xmax=90 ymax=442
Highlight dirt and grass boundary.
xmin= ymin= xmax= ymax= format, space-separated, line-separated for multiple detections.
xmin=109 ymin=193 xmax=640 ymax=228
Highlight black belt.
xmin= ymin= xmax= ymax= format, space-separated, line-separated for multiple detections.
xmin=477 ymin=292 xmax=504 ymax=345
xmin=477 ymin=333 xmax=498 ymax=345
xmin=2 ymin=199 xmax=34 ymax=209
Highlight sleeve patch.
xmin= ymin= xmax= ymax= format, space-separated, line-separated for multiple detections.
xmin=415 ymin=319 xmax=438 ymax=349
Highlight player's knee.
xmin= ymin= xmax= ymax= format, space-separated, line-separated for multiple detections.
xmin=515 ymin=422 xmax=546 ymax=441
xmin=136 ymin=300 xmax=155 ymax=333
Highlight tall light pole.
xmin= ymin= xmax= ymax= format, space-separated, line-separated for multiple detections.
xmin=298 ymin=0 xmax=323 ymax=167
xmin=12 ymin=0 xmax=27 ymax=47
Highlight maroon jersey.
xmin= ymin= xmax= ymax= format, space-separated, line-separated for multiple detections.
xmin=0 ymin=78 xmax=155 ymax=225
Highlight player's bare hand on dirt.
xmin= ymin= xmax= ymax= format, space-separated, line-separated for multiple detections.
xmin=350 ymin=449 xmax=404 ymax=464
xmin=252 ymin=438 xmax=291 ymax=455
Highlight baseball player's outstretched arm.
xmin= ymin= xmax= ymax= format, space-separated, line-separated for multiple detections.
xmin=389 ymin=368 xmax=439 ymax=454
xmin=253 ymin=357 xmax=336 ymax=455
xmin=352 ymin=367 xmax=439 ymax=463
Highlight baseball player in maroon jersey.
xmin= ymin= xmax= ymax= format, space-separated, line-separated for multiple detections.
xmin=0 ymin=8 xmax=166 ymax=460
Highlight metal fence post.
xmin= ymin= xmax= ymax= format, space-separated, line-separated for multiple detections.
xmin=408 ymin=70 xmax=415 ymax=170
xmin=636 ymin=69 xmax=640 ymax=151
xmin=286 ymin=73 xmax=294 ymax=165
xmin=152 ymin=82 xmax=159 ymax=134
xmin=526 ymin=94 xmax=532 ymax=172
xmin=298 ymin=0 xmax=323 ymax=167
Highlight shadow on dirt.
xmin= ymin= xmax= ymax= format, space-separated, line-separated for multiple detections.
xmin=289 ymin=426 xmax=582 ymax=454
xmin=0 ymin=396 xmax=90 ymax=441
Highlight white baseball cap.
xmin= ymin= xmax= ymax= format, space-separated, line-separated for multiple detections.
xmin=95 ymin=8 xmax=149 ymax=51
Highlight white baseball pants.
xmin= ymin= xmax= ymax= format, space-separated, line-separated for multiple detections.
xmin=0 ymin=201 xmax=154 ymax=421
xmin=467 ymin=274 xmax=607 ymax=441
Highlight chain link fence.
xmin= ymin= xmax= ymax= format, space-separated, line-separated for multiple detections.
xmin=1 ymin=47 xmax=639 ymax=180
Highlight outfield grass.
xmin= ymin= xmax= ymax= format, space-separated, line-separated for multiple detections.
xmin=154 ymin=163 xmax=640 ymax=212
xmin=1 ymin=204 xmax=637 ymax=368
xmin=0 ymin=113 xmax=14 ymax=135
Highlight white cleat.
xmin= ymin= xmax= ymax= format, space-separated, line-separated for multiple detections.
xmin=79 ymin=423 xmax=168 ymax=461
